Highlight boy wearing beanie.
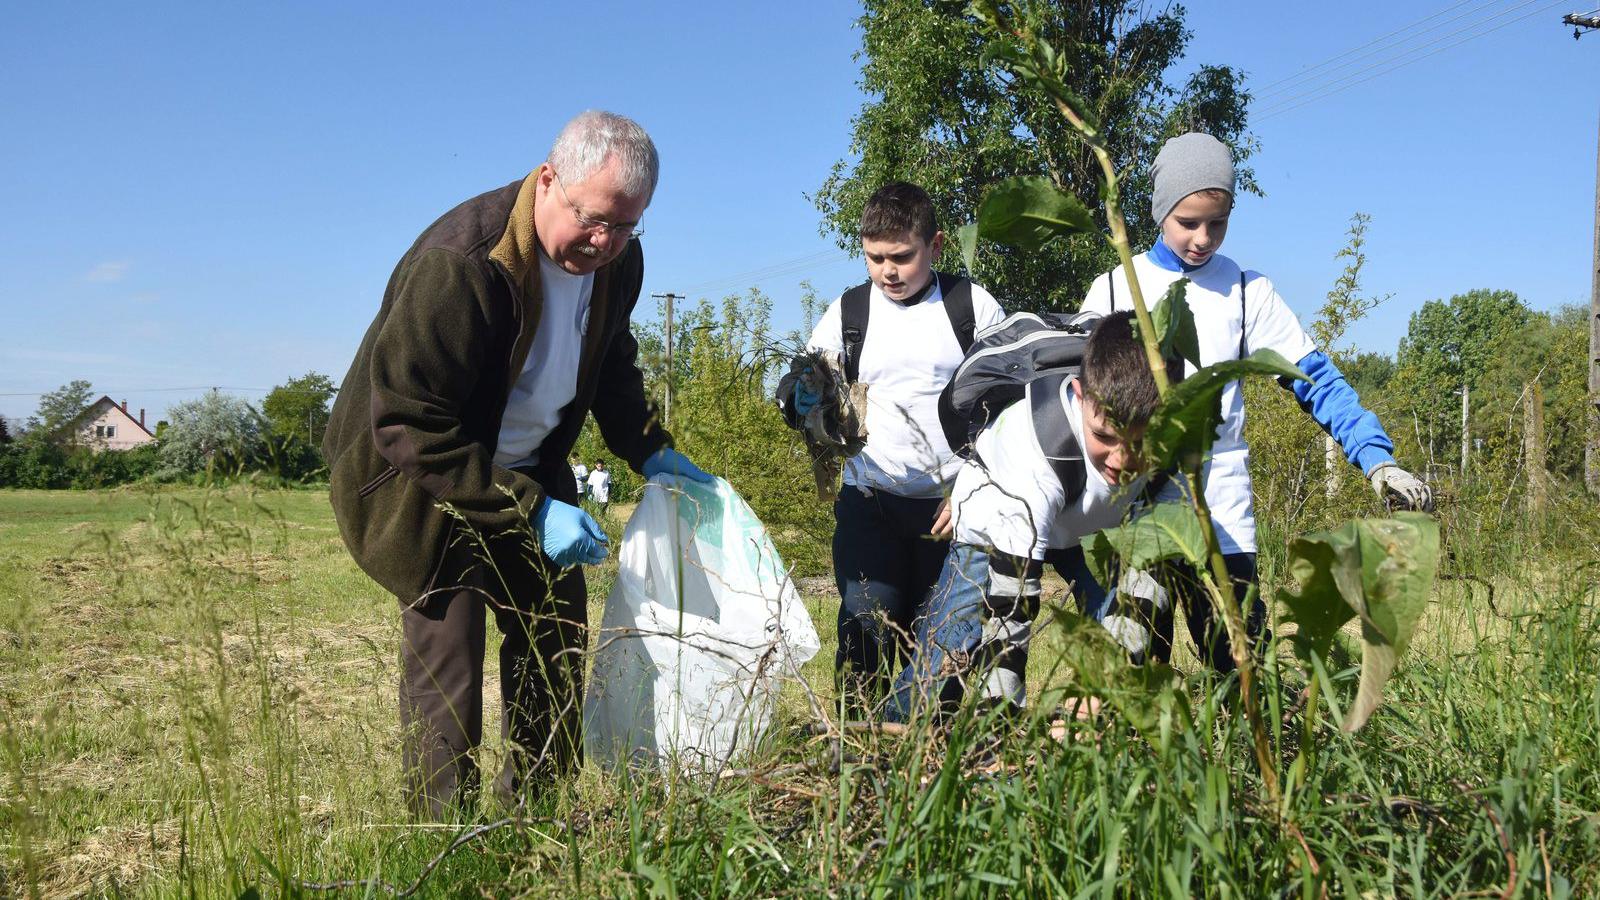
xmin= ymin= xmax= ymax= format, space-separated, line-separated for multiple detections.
xmin=1081 ymin=132 xmax=1432 ymax=671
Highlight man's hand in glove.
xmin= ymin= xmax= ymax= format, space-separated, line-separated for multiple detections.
xmin=643 ymin=446 xmax=714 ymax=483
xmin=1369 ymin=463 xmax=1434 ymax=513
xmin=533 ymin=497 xmax=609 ymax=567
xmin=793 ymin=371 xmax=820 ymax=416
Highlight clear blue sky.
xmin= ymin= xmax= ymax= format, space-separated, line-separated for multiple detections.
xmin=1 ymin=1 xmax=1595 ymax=426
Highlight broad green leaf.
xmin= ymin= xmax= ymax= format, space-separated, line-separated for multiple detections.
xmin=1144 ymin=349 xmax=1309 ymax=472
xmin=975 ymin=176 xmax=1096 ymax=251
xmin=1146 ymin=279 xmax=1200 ymax=367
xmin=1041 ymin=606 xmax=1188 ymax=736
xmin=1084 ymin=500 xmax=1207 ymax=588
xmin=956 ymin=221 xmax=980 ymax=275
xmin=1277 ymin=512 xmax=1441 ymax=731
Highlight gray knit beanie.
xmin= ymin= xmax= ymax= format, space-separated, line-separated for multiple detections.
xmin=1150 ymin=133 xmax=1235 ymax=225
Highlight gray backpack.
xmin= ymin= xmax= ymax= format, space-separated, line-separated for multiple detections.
xmin=936 ymin=310 xmax=1103 ymax=501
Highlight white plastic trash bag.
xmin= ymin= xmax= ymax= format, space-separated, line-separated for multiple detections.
xmin=584 ymin=475 xmax=820 ymax=772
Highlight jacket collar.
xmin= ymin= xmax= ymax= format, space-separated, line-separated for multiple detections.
xmin=490 ymin=167 xmax=543 ymax=295
xmin=487 ymin=165 xmax=617 ymax=413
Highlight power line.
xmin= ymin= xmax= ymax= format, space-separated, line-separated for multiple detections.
xmin=678 ymin=248 xmax=857 ymax=295
xmin=1254 ymin=0 xmax=1567 ymax=121
xmin=0 ymin=385 xmax=336 ymax=399
xmin=1251 ymin=0 xmax=1505 ymax=101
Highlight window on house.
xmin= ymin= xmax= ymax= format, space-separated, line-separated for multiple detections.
xmin=105 ymin=425 xmax=116 ymax=438
xmin=95 ymin=425 xmax=116 ymax=438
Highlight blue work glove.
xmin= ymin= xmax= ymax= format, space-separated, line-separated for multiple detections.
xmin=643 ymin=446 xmax=714 ymax=483
xmin=532 ymin=496 xmax=609 ymax=567
xmin=793 ymin=372 xmax=820 ymax=416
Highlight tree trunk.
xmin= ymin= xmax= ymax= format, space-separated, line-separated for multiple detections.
xmin=1525 ymin=381 xmax=1548 ymax=518
xmin=1324 ymin=434 xmax=1340 ymax=500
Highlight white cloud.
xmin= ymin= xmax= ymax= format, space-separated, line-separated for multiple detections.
xmin=84 ymin=261 xmax=130 ymax=283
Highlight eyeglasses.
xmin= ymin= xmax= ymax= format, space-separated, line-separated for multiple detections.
xmin=551 ymin=170 xmax=644 ymax=240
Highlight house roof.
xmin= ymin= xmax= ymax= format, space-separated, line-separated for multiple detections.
xmin=62 ymin=395 xmax=157 ymax=440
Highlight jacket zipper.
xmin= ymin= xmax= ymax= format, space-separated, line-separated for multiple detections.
xmin=357 ymin=465 xmax=399 ymax=498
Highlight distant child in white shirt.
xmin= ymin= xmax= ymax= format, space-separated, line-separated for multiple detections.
xmin=890 ymin=311 xmax=1159 ymax=717
xmin=1080 ymin=132 xmax=1432 ymax=671
xmin=585 ymin=461 xmax=611 ymax=515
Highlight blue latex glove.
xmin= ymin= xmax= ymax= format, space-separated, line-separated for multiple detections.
xmin=793 ymin=371 xmax=820 ymax=416
xmin=532 ymin=496 xmax=609 ymax=567
xmin=643 ymin=446 xmax=714 ymax=483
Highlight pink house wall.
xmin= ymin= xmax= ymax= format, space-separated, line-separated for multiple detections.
xmin=75 ymin=398 xmax=155 ymax=451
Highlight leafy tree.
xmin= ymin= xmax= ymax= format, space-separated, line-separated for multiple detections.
xmin=261 ymin=372 xmax=337 ymax=445
xmin=815 ymin=0 xmax=1256 ymax=312
xmin=1342 ymin=351 xmax=1395 ymax=398
xmin=0 ymin=415 xmax=11 ymax=444
xmin=1472 ymin=304 xmax=1590 ymax=484
xmin=1389 ymin=289 xmax=1533 ymax=474
xmin=25 ymin=379 xmax=95 ymax=444
xmin=158 ymin=391 xmax=264 ymax=477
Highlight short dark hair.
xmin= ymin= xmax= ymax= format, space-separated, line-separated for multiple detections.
xmin=1080 ymin=311 xmax=1161 ymax=428
xmin=859 ymin=182 xmax=938 ymax=243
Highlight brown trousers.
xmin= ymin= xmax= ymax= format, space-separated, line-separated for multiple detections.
xmin=397 ymin=465 xmax=587 ymax=819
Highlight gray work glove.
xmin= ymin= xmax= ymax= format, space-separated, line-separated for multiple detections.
xmin=1369 ymin=463 xmax=1433 ymax=513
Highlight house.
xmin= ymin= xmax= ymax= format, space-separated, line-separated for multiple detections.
xmin=70 ymin=396 xmax=156 ymax=451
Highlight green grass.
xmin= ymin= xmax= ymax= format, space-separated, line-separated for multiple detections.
xmin=1 ymin=484 xmax=1596 ymax=897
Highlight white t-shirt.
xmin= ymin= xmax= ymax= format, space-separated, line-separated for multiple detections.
xmin=494 ymin=253 xmax=594 ymax=469
xmin=586 ymin=468 xmax=611 ymax=503
xmin=950 ymin=381 xmax=1145 ymax=560
xmin=807 ymin=277 xmax=1006 ymax=498
xmin=1080 ymin=251 xmax=1315 ymax=554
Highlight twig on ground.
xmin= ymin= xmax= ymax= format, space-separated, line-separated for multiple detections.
xmin=1450 ymin=778 xmax=1516 ymax=900
xmin=298 ymin=815 xmax=563 ymax=897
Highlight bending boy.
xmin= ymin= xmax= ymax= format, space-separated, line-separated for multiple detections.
xmin=890 ymin=311 xmax=1158 ymax=717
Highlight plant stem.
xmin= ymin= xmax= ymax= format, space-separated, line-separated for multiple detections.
xmin=1190 ymin=477 xmax=1281 ymax=807
xmin=1050 ymin=98 xmax=1171 ymax=397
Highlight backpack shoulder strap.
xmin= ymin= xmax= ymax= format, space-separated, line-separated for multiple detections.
xmin=1029 ymin=372 xmax=1087 ymax=503
xmin=936 ymin=271 xmax=977 ymax=352
xmin=841 ymin=282 xmax=872 ymax=382
xmin=1238 ymin=270 xmax=1248 ymax=359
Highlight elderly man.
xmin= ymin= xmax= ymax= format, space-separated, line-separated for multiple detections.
xmin=324 ymin=110 xmax=710 ymax=818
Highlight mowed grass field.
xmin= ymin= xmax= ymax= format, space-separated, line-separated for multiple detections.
xmin=2 ymin=485 xmax=1598 ymax=897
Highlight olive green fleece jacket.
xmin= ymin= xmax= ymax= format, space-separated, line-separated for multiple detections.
xmin=322 ymin=168 xmax=669 ymax=601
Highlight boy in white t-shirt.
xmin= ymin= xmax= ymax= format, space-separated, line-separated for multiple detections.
xmin=780 ymin=182 xmax=1006 ymax=705
xmin=888 ymin=311 xmax=1159 ymax=717
xmin=585 ymin=460 xmax=611 ymax=515
xmin=1080 ymin=132 xmax=1432 ymax=672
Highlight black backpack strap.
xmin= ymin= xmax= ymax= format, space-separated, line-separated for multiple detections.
xmin=1238 ymin=270 xmax=1248 ymax=359
xmin=840 ymin=282 xmax=872 ymax=382
xmin=1029 ymin=372 xmax=1087 ymax=503
xmin=936 ymin=272 xmax=977 ymax=352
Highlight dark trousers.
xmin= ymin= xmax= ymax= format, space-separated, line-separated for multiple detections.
xmin=398 ymin=464 xmax=586 ymax=819
xmin=1147 ymin=552 xmax=1265 ymax=673
xmin=832 ymin=487 xmax=949 ymax=704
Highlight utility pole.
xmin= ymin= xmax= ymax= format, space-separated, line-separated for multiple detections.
xmin=651 ymin=292 xmax=682 ymax=427
xmin=1460 ymin=382 xmax=1470 ymax=482
xmin=1567 ymin=13 xmax=1600 ymax=494
xmin=1589 ymin=108 xmax=1600 ymax=495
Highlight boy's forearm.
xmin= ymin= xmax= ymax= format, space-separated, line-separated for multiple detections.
xmin=1289 ymin=350 xmax=1396 ymax=473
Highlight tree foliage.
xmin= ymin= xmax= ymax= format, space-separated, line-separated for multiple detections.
xmin=158 ymin=391 xmax=264 ymax=477
xmin=261 ymin=372 xmax=337 ymax=444
xmin=26 ymin=379 xmax=96 ymax=444
xmin=815 ymin=0 xmax=1255 ymax=312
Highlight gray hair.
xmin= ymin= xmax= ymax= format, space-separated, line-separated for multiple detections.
xmin=546 ymin=110 xmax=659 ymax=202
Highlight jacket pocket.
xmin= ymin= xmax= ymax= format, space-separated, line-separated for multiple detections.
xmin=357 ymin=464 xmax=400 ymax=499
